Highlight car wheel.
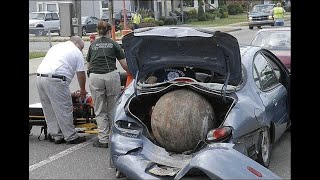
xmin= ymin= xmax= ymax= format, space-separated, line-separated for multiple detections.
xmin=249 ymin=26 xmax=253 ymax=29
xmin=257 ymin=127 xmax=271 ymax=167
xmin=82 ymin=27 xmax=87 ymax=36
xmin=115 ymin=169 xmax=125 ymax=178
xmin=35 ymin=29 xmax=44 ymax=36
xmin=257 ymin=26 xmax=262 ymax=29
xmin=271 ymin=24 xmax=274 ymax=26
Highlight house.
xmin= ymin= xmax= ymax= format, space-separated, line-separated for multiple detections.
xmin=29 ymin=0 xmax=132 ymax=19
xmin=29 ymin=0 xmax=220 ymax=19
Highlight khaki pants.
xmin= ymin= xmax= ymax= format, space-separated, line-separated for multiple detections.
xmin=36 ymin=76 xmax=79 ymax=141
xmin=89 ymin=71 xmax=121 ymax=143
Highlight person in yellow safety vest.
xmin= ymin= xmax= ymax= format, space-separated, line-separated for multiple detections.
xmin=132 ymin=11 xmax=142 ymax=30
xmin=272 ymin=2 xmax=286 ymax=26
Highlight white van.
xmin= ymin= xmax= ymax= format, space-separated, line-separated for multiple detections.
xmin=29 ymin=11 xmax=60 ymax=36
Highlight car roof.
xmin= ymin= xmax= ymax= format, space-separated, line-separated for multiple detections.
xmin=255 ymin=4 xmax=275 ymax=6
xmin=256 ymin=26 xmax=291 ymax=32
xmin=31 ymin=11 xmax=58 ymax=13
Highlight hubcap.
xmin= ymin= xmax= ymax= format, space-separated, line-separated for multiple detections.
xmin=261 ymin=130 xmax=269 ymax=163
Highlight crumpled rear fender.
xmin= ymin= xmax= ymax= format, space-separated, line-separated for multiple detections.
xmin=174 ymin=143 xmax=281 ymax=179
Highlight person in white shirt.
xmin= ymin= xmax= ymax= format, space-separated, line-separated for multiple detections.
xmin=36 ymin=36 xmax=87 ymax=144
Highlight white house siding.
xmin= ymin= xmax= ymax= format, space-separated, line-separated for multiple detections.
xmin=81 ymin=1 xmax=100 ymax=18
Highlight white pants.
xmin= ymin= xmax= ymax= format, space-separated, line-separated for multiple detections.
xmin=36 ymin=76 xmax=79 ymax=141
xmin=89 ymin=71 xmax=121 ymax=143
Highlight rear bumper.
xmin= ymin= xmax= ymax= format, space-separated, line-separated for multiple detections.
xmin=248 ymin=20 xmax=274 ymax=27
xmin=29 ymin=27 xmax=47 ymax=34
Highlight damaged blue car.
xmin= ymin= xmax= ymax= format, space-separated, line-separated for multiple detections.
xmin=109 ymin=27 xmax=290 ymax=179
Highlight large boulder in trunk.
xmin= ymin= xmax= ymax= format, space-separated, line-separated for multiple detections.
xmin=151 ymin=89 xmax=215 ymax=153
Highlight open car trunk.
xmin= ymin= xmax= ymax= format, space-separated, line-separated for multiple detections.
xmin=126 ymin=85 xmax=235 ymax=153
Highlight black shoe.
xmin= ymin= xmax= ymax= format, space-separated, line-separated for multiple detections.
xmin=93 ymin=140 xmax=108 ymax=148
xmin=66 ymin=136 xmax=86 ymax=144
xmin=54 ymin=139 xmax=66 ymax=144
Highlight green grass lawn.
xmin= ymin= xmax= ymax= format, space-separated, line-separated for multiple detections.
xmin=186 ymin=13 xmax=248 ymax=27
xmin=29 ymin=52 xmax=46 ymax=59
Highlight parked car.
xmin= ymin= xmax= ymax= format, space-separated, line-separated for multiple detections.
xmin=81 ymin=16 xmax=99 ymax=36
xmin=100 ymin=11 xmax=121 ymax=31
xmin=248 ymin=4 xmax=275 ymax=29
xmin=117 ymin=10 xmax=134 ymax=21
xmin=29 ymin=11 xmax=60 ymax=36
xmin=250 ymin=27 xmax=291 ymax=72
xmin=109 ymin=27 xmax=290 ymax=179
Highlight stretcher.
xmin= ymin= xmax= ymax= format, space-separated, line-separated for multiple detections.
xmin=29 ymin=91 xmax=98 ymax=140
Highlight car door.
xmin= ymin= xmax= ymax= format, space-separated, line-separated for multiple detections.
xmin=85 ymin=17 xmax=94 ymax=33
xmin=51 ymin=13 xmax=60 ymax=31
xmin=253 ymin=52 xmax=288 ymax=141
xmin=44 ymin=13 xmax=59 ymax=31
xmin=91 ymin=17 xmax=99 ymax=33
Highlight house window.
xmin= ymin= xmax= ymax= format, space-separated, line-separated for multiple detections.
xmin=37 ymin=3 xmax=43 ymax=12
xmin=47 ymin=4 xmax=58 ymax=12
xmin=102 ymin=0 xmax=109 ymax=10
xmin=210 ymin=0 xmax=215 ymax=4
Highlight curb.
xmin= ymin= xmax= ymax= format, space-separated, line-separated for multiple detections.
xmin=223 ymin=28 xmax=242 ymax=33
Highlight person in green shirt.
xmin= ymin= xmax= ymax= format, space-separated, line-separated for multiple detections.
xmin=86 ymin=21 xmax=129 ymax=148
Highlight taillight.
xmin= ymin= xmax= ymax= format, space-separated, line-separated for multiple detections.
xmin=115 ymin=120 xmax=141 ymax=130
xmin=115 ymin=120 xmax=142 ymax=138
xmin=247 ymin=166 xmax=262 ymax=177
xmin=125 ymin=72 xmax=134 ymax=88
xmin=206 ymin=126 xmax=232 ymax=142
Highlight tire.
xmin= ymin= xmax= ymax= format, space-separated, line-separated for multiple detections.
xmin=249 ymin=26 xmax=253 ymax=29
xmin=271 ymin=24 xmax=274 ymax=26
xmin=82 ymin=27 xmax=87 ymax=36
xmin=35 ymin=29 xmax=45 ymax=36
xmin=257 ymin=26 xmax=262 ymax=29
xmin=115 ymin=169 xmax=125 ymax=178
xmin=257 ymin=127 xmax=271 ymax=167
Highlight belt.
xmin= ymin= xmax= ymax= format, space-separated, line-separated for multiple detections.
xmin=37 ymin=73 xmax=67 ymax=81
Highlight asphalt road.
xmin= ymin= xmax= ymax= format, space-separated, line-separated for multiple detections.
xmin=29 ymin=23 xmax=291 ymax=179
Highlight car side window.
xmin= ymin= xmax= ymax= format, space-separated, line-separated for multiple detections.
xmin=45 ymin=13 xmax=53 ymax=21
xmin=87 ymin=17 xmax=92 ymax=24
xmin=253 ymin=66 xmax=261 ymax=89
xmin=52 ymin=13 xmax=59 ymax=20
xmin=92 ymin=17 xmax=99 ymax=24
xmin=253 ymin=53 xmax=279 ymax=91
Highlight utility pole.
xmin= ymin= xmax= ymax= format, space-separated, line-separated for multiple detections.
xmin=154 ymin=0 xmax=159 ymax=20
xmin=180 ymin=0 xmax=184 ymax=23
xmin=123 ymin=0 xmax=128 ymax=30
xmin=75 ymin=0 xmax=81 ymax=37
xmin=109 ymin=0 xmax=116 ymax=40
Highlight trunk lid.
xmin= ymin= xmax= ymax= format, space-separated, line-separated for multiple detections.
xmin=122 ymin=27 xmax=242 ymax=85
